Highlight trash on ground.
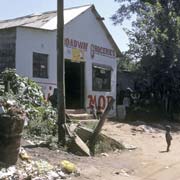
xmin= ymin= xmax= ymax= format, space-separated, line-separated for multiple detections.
xmin=60 ymin=160 xmax=77 ymax=173
xmin=0 ymin=158 xmax=79 ymax=180
xmin=19 ymin=147 xmax=31 ymax=162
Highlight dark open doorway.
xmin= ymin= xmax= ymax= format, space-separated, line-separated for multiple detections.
xmin=65 ymin=60 xmax=84 ymax=109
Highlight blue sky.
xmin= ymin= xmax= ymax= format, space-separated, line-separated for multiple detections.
xmin=0 ymin=0 xmax=131 ymax=52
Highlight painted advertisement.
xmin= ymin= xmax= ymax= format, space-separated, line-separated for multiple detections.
xmin=72 ymin=48 xmax=85 ymax=62
xmin=87 ymin=95 xmax=114 ymax=110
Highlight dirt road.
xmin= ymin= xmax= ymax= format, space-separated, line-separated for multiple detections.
xmin=25 ymin=121 xmax=180 ymax=180
xmin=72 ymin=121 xmax=180 ymax=180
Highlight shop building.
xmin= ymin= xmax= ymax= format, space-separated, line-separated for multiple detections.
xmin=0 ymin=5 xmax=121 ymax=117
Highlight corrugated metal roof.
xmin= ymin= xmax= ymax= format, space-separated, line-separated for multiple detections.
xmin=0 ymin=4 xmax=91 ymax=30
xmin=0 ymin=4 xmax=121 ymax=57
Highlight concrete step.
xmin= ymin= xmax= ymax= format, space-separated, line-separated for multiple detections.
xmin=75 ymin=119 xmax=99 ymax=122
xmin=68 ymin=113 xmax=94 ymax=120
xmin=66 ymin=109 xmax=96 ymax=120
xmin=66 ymin=109 xmax=86 ymax=114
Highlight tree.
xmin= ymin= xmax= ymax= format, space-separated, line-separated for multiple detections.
xmin=112 ymin=0 xmax=180 ymax=60
xmin=117 ymin=52 xmax=139 ymax=72
xmin=112 ymin=0 xmax=180 ymax=116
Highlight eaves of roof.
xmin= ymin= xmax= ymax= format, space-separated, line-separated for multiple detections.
xmin=0 ymin=4 xmax=122 ymax=57
xmin=90 ymin=5 xmax=122 ymax=58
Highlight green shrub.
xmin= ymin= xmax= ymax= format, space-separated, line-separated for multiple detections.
xmin=1 ymin=68 xmax=57 ymax=138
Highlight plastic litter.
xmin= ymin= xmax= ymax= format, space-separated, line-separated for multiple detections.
xmin=60 ymin=160 xmax=77 ymax=173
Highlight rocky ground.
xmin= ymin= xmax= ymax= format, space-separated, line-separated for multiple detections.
xmin=2 ymin=119 xmax=180 ymax=180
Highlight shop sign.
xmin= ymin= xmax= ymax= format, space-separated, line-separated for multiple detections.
xmin=87 ymin=95 xmax=113 ymax=110
xmin=64 ymin=38 xmax=116 ymax=59
xmin=64 ymin=38 xmax=88 ymax=51
xmin=90 ymin=44 xmax=116 ymax=59
xmin=72 ymin=48 xmax=85 ymax=62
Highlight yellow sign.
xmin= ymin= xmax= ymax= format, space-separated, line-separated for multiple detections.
xmin=72 ymin=48 xmax=85 ymax=62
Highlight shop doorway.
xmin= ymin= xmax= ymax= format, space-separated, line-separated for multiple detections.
xmin=65 ymin=60 xmax=84 ymax=109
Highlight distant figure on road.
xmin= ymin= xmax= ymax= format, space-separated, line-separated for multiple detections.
xmin=165 ymin=125 xmax=172 ymax=152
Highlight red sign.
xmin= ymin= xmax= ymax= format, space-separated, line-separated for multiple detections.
xmin=90 ymin=44 xmax=116 ymax=59
xmin=64 ymin=38 xmax=88 ymax=51
xmin=87 ymin=95 xmax=113 ymax=110
xmin=64 ymin=38 xmax=116 ymax=59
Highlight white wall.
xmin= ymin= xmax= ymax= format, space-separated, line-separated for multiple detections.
xmin=15 ymin=7 xmax=117 ymax=116
xmin=16 ymin=27 xmax=57 ymax=95
xmin=64 ymin=8 xmax=117 ymax=116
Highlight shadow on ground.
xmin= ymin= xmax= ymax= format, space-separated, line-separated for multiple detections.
xmin=109 ymin=115 xmax=180 ymax=133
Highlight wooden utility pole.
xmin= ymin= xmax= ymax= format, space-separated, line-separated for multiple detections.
xmin=57 ymin=0 xmax=66 ymax=145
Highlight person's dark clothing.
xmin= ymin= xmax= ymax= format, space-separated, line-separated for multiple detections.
xmin=165 ymin=126 xmax=172 ymax=152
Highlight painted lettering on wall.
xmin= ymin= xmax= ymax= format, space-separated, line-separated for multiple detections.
xmin=64 ymin=38 xmax=116 ymax=59
xmin=88 ymin=95 xmax=113 ymax=110
xmin=90 ymin=44 xmax=116 ymax=59
xmin=64 ymin=38 xmax=88 ymax=51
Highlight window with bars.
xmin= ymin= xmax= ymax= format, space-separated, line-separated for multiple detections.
xmin=33 ymin=52 xmax=48 ymax=78
xmin=0 ymin=49 xmax=15 ymax=73
xmin=92 ymin=64 xmax=111 ymax=92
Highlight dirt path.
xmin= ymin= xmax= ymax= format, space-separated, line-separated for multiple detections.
xmin=24 ymin=121 xmax=180 ymax=180
xmin=101 ymin=121 xmax=180 ymax=180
